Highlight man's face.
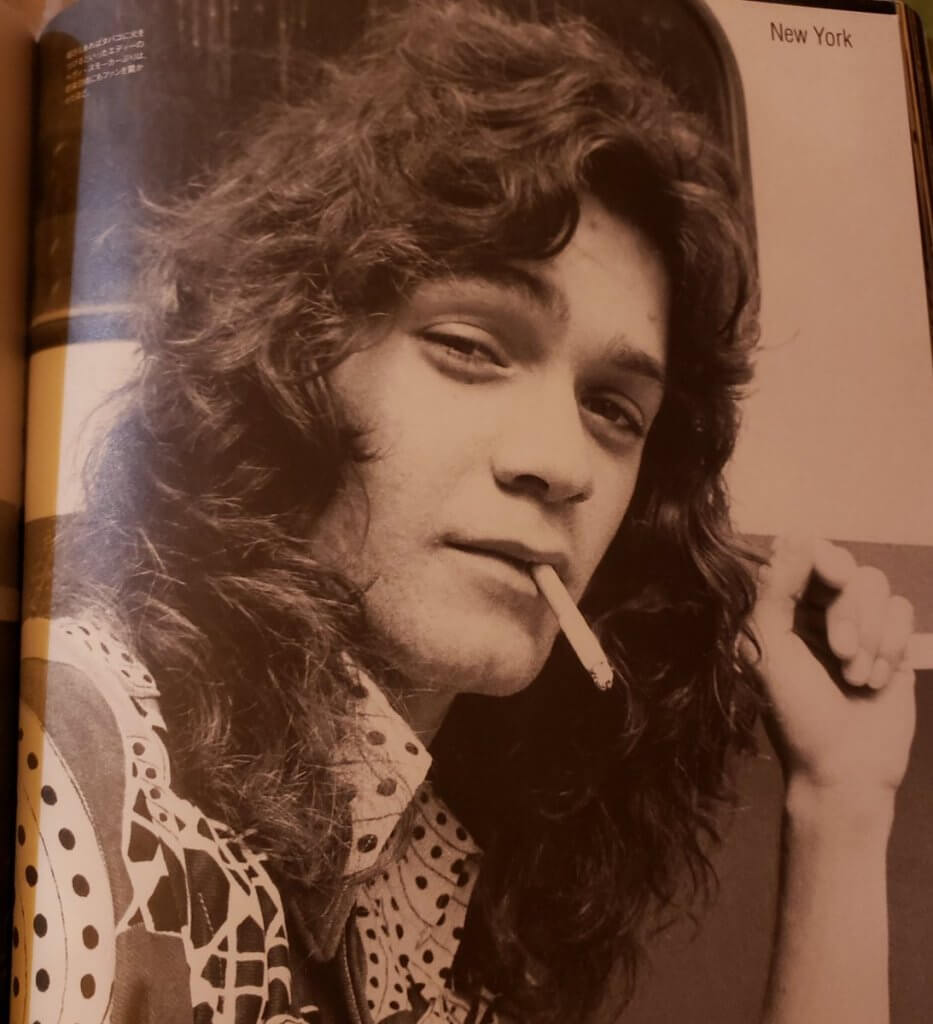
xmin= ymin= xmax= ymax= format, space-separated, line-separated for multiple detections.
xmin=312 ymin=195 xmax=668 ymax=706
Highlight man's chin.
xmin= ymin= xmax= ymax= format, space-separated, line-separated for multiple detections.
xmin=454 ymin=638 xmax=556 ymax=695
xmin=360 ymin=594 xmax=559 ymax=697
xmin=381 ymin=631 xmax=554 ymax=699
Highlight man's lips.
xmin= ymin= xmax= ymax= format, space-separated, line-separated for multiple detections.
xmin=445 ymin=538 xmax=570 ymax=582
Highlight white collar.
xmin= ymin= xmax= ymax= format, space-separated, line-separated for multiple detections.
xmin=338 ymin=662 xmax=490 ymax=1023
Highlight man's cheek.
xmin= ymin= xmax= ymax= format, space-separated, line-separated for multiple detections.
xmin=573 ymin=507 xmax=634 ymax=598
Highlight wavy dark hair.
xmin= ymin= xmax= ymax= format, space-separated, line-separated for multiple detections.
xmin=63 ymin=2 xmax=763 ymax=1020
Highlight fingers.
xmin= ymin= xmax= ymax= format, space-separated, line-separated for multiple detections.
xmin=756 ymin=535 xmax=855 ymax=631
xmin=810 ymin=537 xmax=858 ymax=591
xmin=826 ymin=576 xmax=913 ymax=689
xmin=872 ymin=596 xmax=915 ymax=688
xmin=826 ymin=565 xmax=890 ymax=685
xmin=760 ymin=535 xmax=915 ymax=690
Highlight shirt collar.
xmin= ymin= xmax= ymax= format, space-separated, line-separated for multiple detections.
xmin=355 ymin=784 xmax=484 ymax=1023
xmin=334 ymin=660 xmax=435 ymax=877
xmin=337 ymin=663 xmax=487 ymax=1023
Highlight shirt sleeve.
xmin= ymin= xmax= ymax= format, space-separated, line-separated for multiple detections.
xmin=11 ymin=655 xmax=193 ymax=1024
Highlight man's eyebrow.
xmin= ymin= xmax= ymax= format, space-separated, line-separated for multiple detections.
xmin=605 ymin=341 xmax=666 ymax=386
xmin=454 ymin=264 xmax=570 ymax=322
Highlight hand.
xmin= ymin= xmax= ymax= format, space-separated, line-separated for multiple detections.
xmin=749 ymin=535 xmax=916 ymax=803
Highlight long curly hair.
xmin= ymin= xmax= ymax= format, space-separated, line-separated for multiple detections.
xmin=62 ymin=2 xmax=762 ymax=1020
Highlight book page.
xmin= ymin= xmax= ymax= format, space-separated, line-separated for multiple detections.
xmin=0 ymin=4 xmax=32 ymax=637
xmin=631 ymin=5 xmax=933 ymax=1021
xmin=0 ymin=0 xmax=32 ymax=640
xmin=0 ymin=1 xmax=32 ymax=1009
xmin=1 ymin=1 xmax=75 ymax=36
xmin=14 ymin=2 xmax=933 ymax=1023
xmin=722 ymin=2 xmax=933 ymax=547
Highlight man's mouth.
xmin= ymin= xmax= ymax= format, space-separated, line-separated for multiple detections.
xmin=448 ymin=542 xmax=530 ymax=576
xmin=445 ymin=538 xmax=569 ymax=581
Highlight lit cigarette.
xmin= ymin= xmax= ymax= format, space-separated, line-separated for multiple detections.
xmin=530 ymin=563 xmax=614 ymax=691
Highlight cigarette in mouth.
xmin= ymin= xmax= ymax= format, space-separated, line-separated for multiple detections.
xmin=530 ymin=563 xmax=614 ymax=691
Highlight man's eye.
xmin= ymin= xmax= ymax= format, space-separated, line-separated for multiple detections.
xmin=582 ymin=392 xmax=645 ymax=437
xmin=421 ymin=328 xmax=505 ymax=368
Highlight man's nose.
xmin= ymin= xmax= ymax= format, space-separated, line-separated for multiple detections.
xmin=491 ymin=380 xmax=594 ymax=505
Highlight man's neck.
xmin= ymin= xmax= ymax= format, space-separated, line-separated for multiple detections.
xmin=392 ymin=684 xmax=455 ymax=748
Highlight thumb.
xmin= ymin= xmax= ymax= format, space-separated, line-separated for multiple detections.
xmin=754 ymin=535 xmax=856 ymax=635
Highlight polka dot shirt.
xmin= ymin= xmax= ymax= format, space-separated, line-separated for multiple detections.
xmin=333 ymin=661 xmax=491 ymax=1023
xmin=12 ymin=617 xmax=496 ymax=1024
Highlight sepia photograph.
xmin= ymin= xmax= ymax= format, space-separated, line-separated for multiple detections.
xmin=11 ymin=1 xmax=933 ymax=1022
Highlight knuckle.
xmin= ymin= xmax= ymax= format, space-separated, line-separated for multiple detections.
xmin=844 ymin=649 xmax=873 ymax=685
xmin=854 ymin=565 xmax=890 ymax=597
xmin=868 ymin=659 xmax=891 ymax=690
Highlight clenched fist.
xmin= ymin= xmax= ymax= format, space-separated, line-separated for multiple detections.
xmin=749 ymin=535 xmax=916 ymax=799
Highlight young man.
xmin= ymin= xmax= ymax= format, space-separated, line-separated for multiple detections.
xmin=16 ymin=3 xmax=916 ymax=1023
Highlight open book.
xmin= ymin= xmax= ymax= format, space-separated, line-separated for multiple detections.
xmin=3 ymin=0 xmax=933 ymax=1021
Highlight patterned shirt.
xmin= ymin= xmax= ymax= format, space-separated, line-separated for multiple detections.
xmin=12 ymin=617 xmax=495 ymax=1024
